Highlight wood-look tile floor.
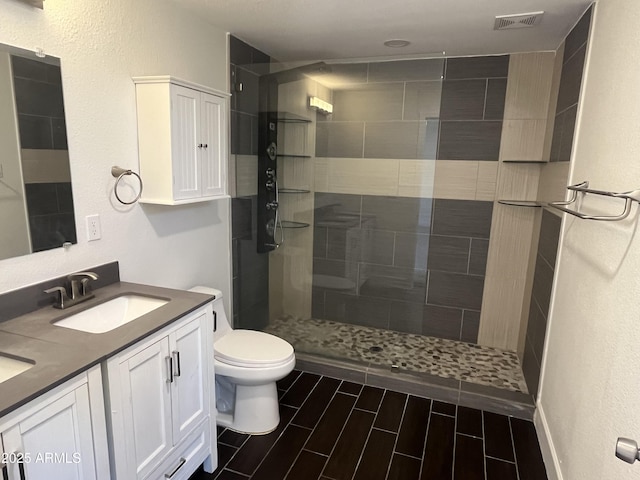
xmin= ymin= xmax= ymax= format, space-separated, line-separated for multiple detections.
xmin=190 ymin=370 xmax=548 ymax=480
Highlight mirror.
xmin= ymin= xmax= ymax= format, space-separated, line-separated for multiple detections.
xmin=0 ymin=43 xmax=76 ymax=261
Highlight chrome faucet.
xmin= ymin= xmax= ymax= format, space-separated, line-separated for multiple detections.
xmin=44 ymin=271 xmax=99 ymax=309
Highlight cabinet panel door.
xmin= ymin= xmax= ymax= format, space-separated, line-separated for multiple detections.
xmin=2 ymin=386 xmax=96 ymax=480
xmin=170 ymin=314 xmax=207 ymax=443
xmin=171 ymin=84 xmax=201 ymax=200
xmin=200 ymin=92 xmax=226 ymax=197
xmin=120 ymin=337 xmax=173 ymax=480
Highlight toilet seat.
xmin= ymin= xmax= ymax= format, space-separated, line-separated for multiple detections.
xmin=215 ymin=330 xmax=294 ymax=368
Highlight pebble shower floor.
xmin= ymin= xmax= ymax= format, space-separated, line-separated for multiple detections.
xmin=266 ymin=317 xmax=528 ymax=393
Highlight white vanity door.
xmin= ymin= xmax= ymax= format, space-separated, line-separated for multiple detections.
xmin=169 ymin=313 xmax=207 ymax=444
xmin=2 ymin=385 xmax=97 ymax=480
xmin=118 ymin=337 xmax=173 ymax=480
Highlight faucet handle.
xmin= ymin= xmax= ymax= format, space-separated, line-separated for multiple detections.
xmin=67 ymin=271 xmax=99 ymax=281
xmin=67 ymin=271 xmax=99 ymax=298
xmin=44 ymin=286 xmax=69 ymax=309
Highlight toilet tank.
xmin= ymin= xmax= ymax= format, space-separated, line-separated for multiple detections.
xmin=188 ymin=286 xmax=232 ymax=340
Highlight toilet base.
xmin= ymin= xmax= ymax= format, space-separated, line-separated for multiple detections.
xmin=217 ymin=382 xmax=280 ymax=435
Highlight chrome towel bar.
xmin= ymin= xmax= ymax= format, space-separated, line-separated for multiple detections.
xmin=548 ymin=181 xmax=640 ymax=221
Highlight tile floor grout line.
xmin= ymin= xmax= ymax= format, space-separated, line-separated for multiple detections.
xmin=451 ymin=403 xmax=459 ymax=480
xmin=485 ymin=453 xmax=517 ymax=464
xmin=384 ymin=390 xmax=409 ymax=480
xmin=417 ymin=399 xmax=434 ymax=479
xmin=508 ymin=416 xmax=522 ymax=480
xmin=348 ymin=406 xmax=378 ymax=480
xmin=482 ymin=408 xmax=488 ymax=480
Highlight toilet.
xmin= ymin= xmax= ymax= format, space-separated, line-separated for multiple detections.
xmin=189 ymin=286 xmax=295 ymax=434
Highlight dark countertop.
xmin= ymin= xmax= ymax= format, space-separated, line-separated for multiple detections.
xmin=0 ymin=282 xmax=214 ymax=418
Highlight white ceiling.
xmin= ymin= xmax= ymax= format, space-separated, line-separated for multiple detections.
xmin=173 ymin=0 xmax=592 ymax=62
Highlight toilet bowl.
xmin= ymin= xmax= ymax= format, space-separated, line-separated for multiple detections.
xmin=189 ymin=286 xmax=295 ymax=434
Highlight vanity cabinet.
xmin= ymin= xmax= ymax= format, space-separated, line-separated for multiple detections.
xmin=105 ymin=305 xmax=215 ymax=480
xmin=0 ymin=366 xmax=110 ymax=480
xmin=133 ymin=76 xmax=229 ymax=205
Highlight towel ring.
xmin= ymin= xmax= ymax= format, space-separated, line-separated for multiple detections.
xmin=111 ymin=166 xmax=143 ymax=205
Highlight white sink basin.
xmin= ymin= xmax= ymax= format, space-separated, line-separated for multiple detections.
xmin=54 ymin=295 xmax=169 ymax=334
xmin=0 ymin=354 xmax=34 ymax=383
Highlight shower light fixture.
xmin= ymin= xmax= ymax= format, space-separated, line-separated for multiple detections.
xmin=309 ymin=96 xmax=333 ymax=114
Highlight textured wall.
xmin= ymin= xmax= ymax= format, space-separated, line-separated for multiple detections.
xmin=538 ymin=1 xmax=640 ymax=479
xmin=0 ymin=0 xmax=232 ymax=312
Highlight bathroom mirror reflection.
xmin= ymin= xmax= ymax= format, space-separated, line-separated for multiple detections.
xmin=0 ymin=42 xmax=76 ymax=261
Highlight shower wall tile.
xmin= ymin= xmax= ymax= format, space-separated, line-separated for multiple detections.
xmin=388 ymin=302 xmax=462 ymax=340
xmin=229 ymin=35 xmax=253 ymax=66
xmin=403 ymin=81 xmax=442 ymax=120
xmin=322 ymin=157 xmax=400 ymax=196
xmin=324 ymin=292 xmax=391 ymax=329
xmin=17 ymin=115 xmax=53 ymax=149
xmin=368 ymin=59 xmax=444 ymax=82
xmin=417 ymin=120 xmax=440 ymax=160
xmin=331 ymin=83 xmax=404 ymax=121
xmin=359 ymin=264 xmax=427 ymax=304
xmin=311 ymin=287 xmax=326 ymax=319
xmin=235 ymin=155 xmax=258 ymax=197
xmin=426 ymin=235 xmax=471 ymax=273
xmin=313 ymin=226 xmax=328 ymax=259
xmin=361 ymin=196 xmax=432 ymax=233
xmin=538 ymin=210 xmax=561 ymax=268
xmin=531 ymin=253 xmax=554 ymax=316
xmin=13 ymin=77 xmax=65 ymax=118
xmin=555 ymin=45 xmax=587 ymax=114
xmin=363 ymin=121 xmax=422 ymax=159
xmin=433 ymin=160 xmax=479 ymax=200
xmin=397 ymin=160 xmax=436 ymax=198
xmin=313 ymin=258 xmax=358 ymax=294
xmin=563 ymin=5 xmax=593 ymax=61
xmin=316 ymin=122 xmax=364 ymax=158
xmin=468 ymin=239 xmax=489 ymax=276
xmin=484 ymin=78 xmax=508 ymax=120
xmin=231 ymin=196 xmax=253 ymax=240
xmin=359 ymin=229 xmax=396 ymax=265
xmin=393 ymin=233 xmax=429 ymax=269
xmin=557 ymin=105 xmax=577 ymax=162
xmin=440 ymin=79 xmax=487 ymax=120
xmin=315 ymin=192 xmax=362 ymax=224
xmin=461 ymin=310 xmax=481 ymax=344
xmin=445 ymin=56 xmax=510 ymax=80
xmin=476 ymin=162 xmax=498 ymax=201
xmin=320 ymin=63 xmax=369 ymax=87
xmin=232 ymin=111 xmax=253 ymax=155
xmin=521 ymin=339 xmax=541 ymax=397
xmin=431 ymin=199 xmax=493 ymax=238
xmin=427 ymin=271 xmax=485 ymax=311
xmin=438 ymin=121 xmax=503 ymax=161
xmin=235 ymin=66 xmax=260 ymax=115
xmin=500 ymin=119 xmax=547 ymax=162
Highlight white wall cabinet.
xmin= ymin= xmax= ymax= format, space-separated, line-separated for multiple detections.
xmin=133 ymin=76 xmax=229 ymax=205
xmin=0 ymin=366 xmax=110 ymax=480
xmin=105 ymin=305 xmax=215 ymax=480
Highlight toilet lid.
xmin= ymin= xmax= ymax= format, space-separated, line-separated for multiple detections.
xmin=214 ymin=330 xmax=294 ymax=368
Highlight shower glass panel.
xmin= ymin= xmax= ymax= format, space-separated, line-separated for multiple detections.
xmin=230 ymin=39 xmax=528 ymax=395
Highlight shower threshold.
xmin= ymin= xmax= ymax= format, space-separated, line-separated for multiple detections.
xmin=266 ymin=317 xmax=535 ymax=419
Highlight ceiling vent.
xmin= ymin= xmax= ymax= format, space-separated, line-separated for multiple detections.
xmin=494 ymin=11 xmax=544 ymax=30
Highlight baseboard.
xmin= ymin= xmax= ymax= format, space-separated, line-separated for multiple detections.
xmin=534 ymin=404 xmax=563 ymax=480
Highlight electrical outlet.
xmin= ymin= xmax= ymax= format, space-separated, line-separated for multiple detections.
xmin=86 ymin=214 xmax=101 ymax=241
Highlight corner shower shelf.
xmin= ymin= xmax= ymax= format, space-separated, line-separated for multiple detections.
xmin=277 ymin=154 xmax=312 ymax=159
xmin=498 ymin=200 xmax=544 ymax=208
xmin=277 ymin=112 xmax=311 ymax=124
xmin=281 ymin=220 xmax=310 ymax=229
xmin=278 ymin=188 xmax=311 ymax=194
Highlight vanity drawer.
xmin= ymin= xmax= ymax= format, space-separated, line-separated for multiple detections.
xmin=143 ymin=417 xmax=210 ymax=480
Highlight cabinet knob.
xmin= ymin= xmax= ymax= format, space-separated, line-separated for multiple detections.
xmin=203 ymin=144 xmax=208 ymax=149
xmin=197 ymin=144 xmax=203 ymax=148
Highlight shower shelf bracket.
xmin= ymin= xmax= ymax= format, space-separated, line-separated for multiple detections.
xmin=547 ymin=181 xmax=640 ymax=221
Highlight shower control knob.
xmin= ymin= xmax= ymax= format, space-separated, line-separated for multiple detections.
xmin=616 ymin=438 xmax=640 ymax=464
xmin=266 ymin=201 xmax=279 ymax=210
xmin=266 ymin=142 xmax=277 ymax=161
xmin=266 ymin=168 xmax=275 ymax=178
xmin=265 ymin=180 xmax=275 ymax=190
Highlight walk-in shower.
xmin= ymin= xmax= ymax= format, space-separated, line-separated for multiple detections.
xmin=229 ymin=3 xmax=591 ymax=411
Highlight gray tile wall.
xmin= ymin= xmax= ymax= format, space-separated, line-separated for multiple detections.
xmin=230 ymin=36 xmax=272 ymax=330
xmin=522 ymin=210 xmax=561 ymax=396
xmin=312 ymin=193 xmax=493 ymax=343
xmin=315 ymin=55 xmax=509 ymax=162
xmin=550 ymin=6 xmax=592 ymax=162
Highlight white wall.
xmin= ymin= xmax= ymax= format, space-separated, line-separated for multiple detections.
xmin=538 ymin=0 xmax=640 ymax=478
xmin=0 ymin=0 xmax=232 ymax=310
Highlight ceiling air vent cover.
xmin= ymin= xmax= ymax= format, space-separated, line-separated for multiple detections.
xmin=494 ymin=11 xmax=544 ymax=30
